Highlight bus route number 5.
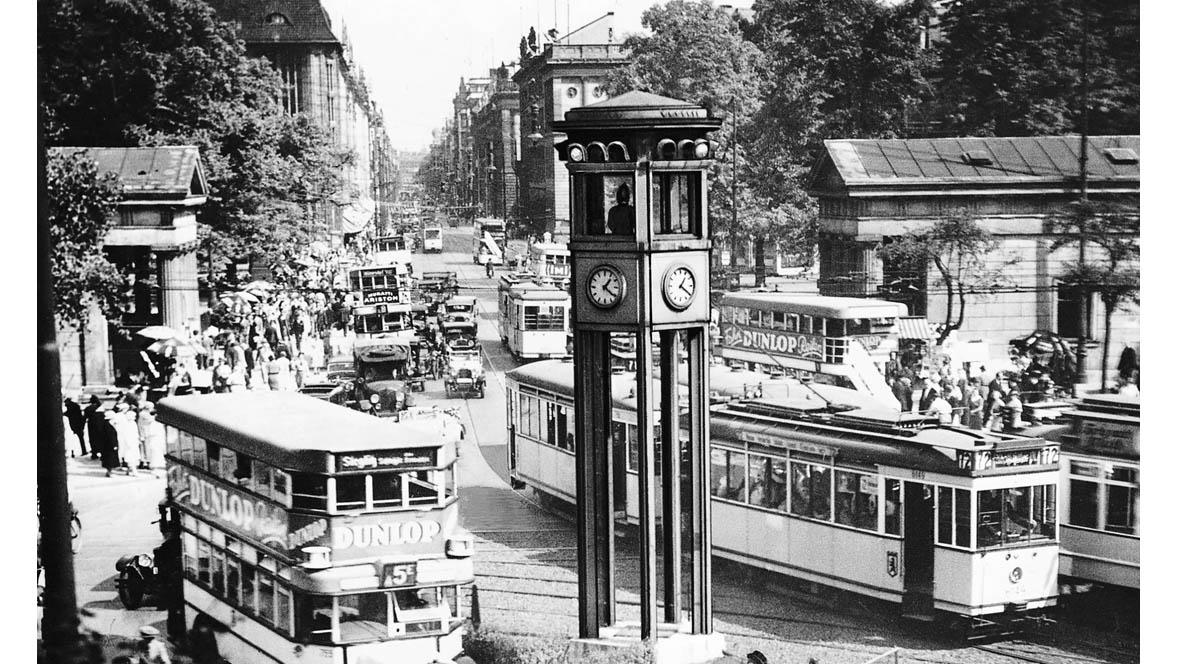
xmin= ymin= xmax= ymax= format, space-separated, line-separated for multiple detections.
xmin=382 ymin=562 xmax=418 ymax=588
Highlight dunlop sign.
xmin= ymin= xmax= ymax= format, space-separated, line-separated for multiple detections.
xmin=169 ymin=467 xmax=290 ymax=553
xmin=720 ymin=324 xmax=825 ymax=362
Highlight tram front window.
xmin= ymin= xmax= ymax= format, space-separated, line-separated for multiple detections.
xmin=977 ymin=486 xmax=1056 ymax=547
xmin=338 ymin=592 xmax=390 ymax=642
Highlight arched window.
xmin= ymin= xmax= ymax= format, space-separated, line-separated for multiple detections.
xmin=265 ymin=13 xmax=291 ymax=26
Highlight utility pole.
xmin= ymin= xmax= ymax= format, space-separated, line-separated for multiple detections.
xmin=1074 ymin=0 xmax=1091 ymax=395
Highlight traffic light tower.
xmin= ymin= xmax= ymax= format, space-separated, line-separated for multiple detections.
xmin=555 ymin=91 xmax=723 ymax=661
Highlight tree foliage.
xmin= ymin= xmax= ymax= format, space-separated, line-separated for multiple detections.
xmin=1048 ymin=199 xmax=1140 ymax=389
xmin=46 ymin=150 xmax=125 ymax=327
xmin=39 ymin=0 xmax=351 ymax=295
xmin=878 ymin=212 xmax=1015 ymax=346
xmin=935 ymin=0 xmax=1140 ymax=136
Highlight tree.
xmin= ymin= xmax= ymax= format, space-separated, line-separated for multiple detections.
xmin=935 ymin=0 xmax=1140 ymax=136
xmin=1048 ymin=200 xmax=1140 ymax=391
xmin=605 ymin=0 xmax=805 ymax=282
xmin=39 ymin=0 xmax=351 ymax=291
xmin=46 ymin=150 xmax=125 ymax=328
xmin=877 ymin=212 xmax=1015 ymax=346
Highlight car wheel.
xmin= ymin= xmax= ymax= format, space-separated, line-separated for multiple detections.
xmin=117 ymin=567 xmax=144 ymax=610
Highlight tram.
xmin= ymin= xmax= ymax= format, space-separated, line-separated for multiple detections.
xmin=1054 ymin=395 xmax=1139 ymax=590
xmin=525 ymin=238 xmax=570 ymax=289
xmin=472 ymin=218 xmax=506 ymax=266
xmin=157 ymin=392 xmax=475 ymax=664
xmin=506 ymin=360 xmax=1060 ymax=625
xmin=716 ymin=293 xmax=907 ymax=409
xmin=498 ymin=280 xmax=571 ymax=360
xmin=372 ymin=233 xmax=414 ymax=271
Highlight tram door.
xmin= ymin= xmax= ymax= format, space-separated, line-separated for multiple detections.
xmin=903 ymin=482 xmax=935 ymax=601
xmin=611 ymin=421 xmax=628 ymax=517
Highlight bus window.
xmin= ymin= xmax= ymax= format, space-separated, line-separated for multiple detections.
xmin=394 ymin=587 xmax=443 ymax=614
xmin=372 ymin=473 xmax=404 ymax=508
xmin=336 ymin=475 xmax=367 ymax=511
xmin=205 ymin=442 xmax=222 ymax=478
xmin=240 ymin=564 xmax=257 ymax=613
xmin=800 ymin=315 xmax=813 ymax=335
xmin=338 ymin=592 xmax=389 ymax=643
xmin=884 ymin=479 xmax=901 ymax=535
xmin=177 ymin=430 xmax=192 ymax=464
xmin=196 ymin=539 xmax=211 ymax=584
xmin=191 ymin=436 xmax=206 ymax=471
xmin=292 ymin=473 xmax=328 ymax=511
xmin=166 ymin=426 xmax=179 ymax=455
xmin=826 ymin=318 xmax=847 ymax=337
xmin=272 ymin=470 xmax=291 ymax=507
xmin=234 ymin=453 xmax=253 ymax=488
xmin=182 ymin=532 xmax=197 ymax=577
xmin=847 ymin=318 xmax=872 ymax=335
xmin=296 ymin=593 xmax=334 ymax=644
xmin=258 ymin=572 xmax=275 ymax=625
xmin=276 ymin=586 xmax=293 ymax=635
xmin=253 ymin=461 xmax=272 ymax=499
xmin=407 ymin=470 xmax=440 ymax=505
xmin=211 ymin=548 xmax=226 ymax=595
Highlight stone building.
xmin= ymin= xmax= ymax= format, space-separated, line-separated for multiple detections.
xmin=807 ymin=135 xmax=1140 ymax=372
xmin=206 ymin=0 xmax=395 ymax=241
xmin=471 ymin=66 xmax=520 ymax=221
xmin=54 ymin=146 xmax=208 ymax=389
xmin=450 ymin=76 xmax=493 ymax=219
xmin=512 ymin=13 xmax=629 ymax=239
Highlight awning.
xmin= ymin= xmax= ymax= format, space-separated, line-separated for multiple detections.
xmin=897 ymin=316 xmax=933 ymax=340
xmin=341 ymin=197 xmax=376 ymax=234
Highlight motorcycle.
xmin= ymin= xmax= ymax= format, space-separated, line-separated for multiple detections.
xmin=115 ymin=550 xmax=159 ymax=610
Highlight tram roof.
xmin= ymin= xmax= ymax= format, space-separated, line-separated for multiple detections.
xmin=718 ymin=292 xmax=907 ymax=319
xmin=155 ymin=392 xmax=448 ymax=473
xmin=508 ymin=284 xmax=570 ymax=300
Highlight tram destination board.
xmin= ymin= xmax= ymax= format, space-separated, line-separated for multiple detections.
xmin=956 ymin=445 xmax=1059 ymax=473
xmin=336 ymin=448 xmax=437 ymax=472
xmin=361 ymin=288 xmax=401 ymax=305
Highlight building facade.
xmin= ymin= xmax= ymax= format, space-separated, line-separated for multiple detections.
xmin=807 ymin=135 xmax=1139 ymax=372
xmin=512 ymin=13 xmax=629 ymax=239
xmin=206 ymin=0 xmax=396 ymax=241
xmin=470 ymin=66 xmax=520 ymax=222
xmin=54 ymin=146 xmax=209 ymax=389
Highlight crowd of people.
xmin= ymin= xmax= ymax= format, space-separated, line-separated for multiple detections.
xmin=885 ymin=342 xmax=1140 ymax=431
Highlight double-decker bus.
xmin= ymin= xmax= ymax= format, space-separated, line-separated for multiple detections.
xmin=472 ymin=218 xmax=506 ymax=266
xmin=157 ymin=392 xmax=475 ymax=664
xmin=348 ymin=265 xmax=415 ymax=341
xmin=717 ymin=293 xmax=907 ymax=409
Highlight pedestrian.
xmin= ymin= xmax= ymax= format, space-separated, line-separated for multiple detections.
xmin=99 ymin=406 xmax=121 ymax=477
xmin=965 ymin=383 xmax=985 ymax=430
xmin=917 ymin=377 xmax=939 ymax=412
xmin=892 ymin=376 xmax=913 ymax=412
xmin=112 ymin=401 xmax=142 ymax=474
xmin=141 ymin=405 xmax=166 ymax=477
xmin=136 ymin=404 xmax=155 ymax=469
xmin=289 ymin=306 xmax=306 ymax=353
xmin=1005 ymin=390 xmax=1025 ymax=431
xmin=485 ymin=259 xmax=495 ymax=278
xmin=64 ymin=396 xmax=87 ymax=457
xmin=930 ymin=389 xmax=953 ymax=424
xmin=267 ymin=349 xmax=293 ymax=391
xmin=293 ymin=352 xmax=308 ymax=389
xmin=137 ymin=625 xmax=172 ymax=664
xmin=84 ymin=395 xmax=105 ymax=461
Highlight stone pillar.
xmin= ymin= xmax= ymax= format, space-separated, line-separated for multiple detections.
xmin=158 ymin=250 xmax=200 ymax=335
xmin=862 ymin=243 xmax=882 ymax=294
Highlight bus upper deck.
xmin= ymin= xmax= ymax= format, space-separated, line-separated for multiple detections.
xmin=155 ymin=392 xmax=473 ymax=663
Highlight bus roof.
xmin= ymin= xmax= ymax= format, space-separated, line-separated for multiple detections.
xmin=719 ymin=292 xmax=907 ymax=319
xmin=155 ymin=392 xmax=448 ymax=474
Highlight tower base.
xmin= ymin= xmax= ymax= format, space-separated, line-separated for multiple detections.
xmin=570 ymin=621 xmax=725 ymax=663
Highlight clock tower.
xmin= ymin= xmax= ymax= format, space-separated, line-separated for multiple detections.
xmin=554 ymin=91 xmax=723 ymax=658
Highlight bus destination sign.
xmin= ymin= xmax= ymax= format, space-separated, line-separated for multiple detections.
xmin=361 ymin=289 xmax=400 ymax=305
xmin=336 ymin=448 xmax=437 ymax=473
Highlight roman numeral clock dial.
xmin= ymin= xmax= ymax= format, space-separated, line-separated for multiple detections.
xmin=587 ymin=265 xmax=625 ymax=309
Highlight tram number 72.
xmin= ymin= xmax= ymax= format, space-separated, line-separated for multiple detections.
xmin=381 ymin=562 xmax=419 ymax=588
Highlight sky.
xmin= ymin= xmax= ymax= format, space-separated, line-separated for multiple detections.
xmin=320 ymin=0 xmax=753 ymax=153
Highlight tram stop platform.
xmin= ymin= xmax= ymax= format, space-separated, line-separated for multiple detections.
xmin=570 ymin=620 xmax=725 ymax=663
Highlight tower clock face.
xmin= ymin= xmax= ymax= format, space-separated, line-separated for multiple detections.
xmin=662 ymin=264 xmax=697 ymax=311
xmin=587 ymin=265 xmax=625 ymax=309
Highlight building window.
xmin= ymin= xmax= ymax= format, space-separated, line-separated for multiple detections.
xmin=265 ymin=13 xmax=291 ymax=25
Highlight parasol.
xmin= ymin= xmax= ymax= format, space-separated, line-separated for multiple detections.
xmin=136 ymin=325 xmax=181 ymax=341
xmin=146 ymin=337 xmax=201 ymax=359
xmin=220 ymin=291 xmax=260 ymax=305
xmin=242 ymin=280 xmax=276 ymax=293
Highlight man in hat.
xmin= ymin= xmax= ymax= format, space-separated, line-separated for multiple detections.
xmin=137 ymin=625 xmax=171 ymax=664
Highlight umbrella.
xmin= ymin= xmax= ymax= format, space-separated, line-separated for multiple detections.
xmin=242 ymin=280 xmax=276 ymax=292
xmin=136 ymin=325 xmax=180 ymax=341
xmin=146 ymin=337 xmax=200 ymax=359
xmin=220 ymin=291 xmax=260 ymax=305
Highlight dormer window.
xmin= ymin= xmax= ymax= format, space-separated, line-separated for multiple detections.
xmin=960 ymin=150 xmax=993 ymax=166
xmin=265 ymin=13 xmax=291 ymax=26
xmin=1102 ymin=147 xmax=1139 ymax=164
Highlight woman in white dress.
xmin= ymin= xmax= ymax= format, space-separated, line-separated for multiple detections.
xmin=140 ymin=405 xmax=167 ymax=477
xmin=111 ymin=402 xmax=141 ymax=474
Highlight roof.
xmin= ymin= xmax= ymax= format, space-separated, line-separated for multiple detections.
xmin=51 ymin=146 xmax=207 ymax=202
xmin=896 ymin=316 xmax=934 ymax=340
xmin=155 ymin=392 xmax=447 ymax=473
xmin=585 ymin=90 xmax=697 ymax=110
xmin=205 ymin=0 xmax=338 ymax=45
xmin=812 ymin=136 xmax=1139 ymax=195
xmin=719 ymin=292 xmax=908 ymax=319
